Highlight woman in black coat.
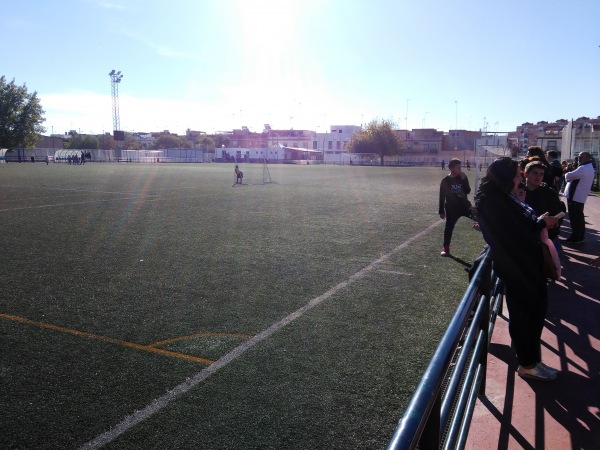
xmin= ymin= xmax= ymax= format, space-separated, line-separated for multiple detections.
xmin=475 ymin=157 xmax=559 ymax=381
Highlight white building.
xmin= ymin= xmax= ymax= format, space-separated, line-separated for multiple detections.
xmin=313 ymin=125 xmax=362 ymax=164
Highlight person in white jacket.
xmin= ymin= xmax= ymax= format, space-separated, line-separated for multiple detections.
xmin=564 ymin=152 xmax=595 ymax=243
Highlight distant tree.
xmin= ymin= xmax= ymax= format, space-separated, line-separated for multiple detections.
xmin=154 ymin=134 xmax=188 ymax=149
xmin=99 ymin=133 xmax=116 ymax=150
xmin=197 ymin=136 xmax=215 ymax=151
xmin=123 ymin=132 xmax=143 ymax=150
xmin=66 ymin=134 xmax=99 ymax=149
xmin=0 ymin=76 xmax=45 ymax=150
xmin=346 ymin=119 xmax=403 ymax=166
xmin=213 ymin=134 xmax=230 ymax=148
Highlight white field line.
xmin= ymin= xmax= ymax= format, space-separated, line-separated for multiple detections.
xmin=378 ymin=269 xmax=414 ymax=276
xmin=0 ymin=196 xmax=160 ymax=212
xmin=79 ymin=220 xmax=443 ymax=450
xmin=0 ymin=184 xmax=156 ymax=195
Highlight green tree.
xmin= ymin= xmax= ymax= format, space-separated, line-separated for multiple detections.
xmin=197 ymin=136 xmax=215 ymax=151
xmin=347 ymin=119 xmax=403 ymax=166
xmin=99 ymin=133 xmax=116 ymax=150
xmin=66 ymin=134 xmax=99 ymax=149
xmin=213 ymin=134 xmax=230 ymax=148
xmin=0 ymin=76 xmax=45 ymax=150
xmin=154 ymin=134 xmax=189 ymax=149
xmin=123 ymin=132 xmax=143 ymax=150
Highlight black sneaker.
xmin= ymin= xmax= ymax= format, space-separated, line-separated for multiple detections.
xmin=517 ymin=363 xmax=558 ymax=381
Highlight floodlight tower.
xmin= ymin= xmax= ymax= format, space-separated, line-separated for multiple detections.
xmin=108 ymin=70 xmax=123 ymax=133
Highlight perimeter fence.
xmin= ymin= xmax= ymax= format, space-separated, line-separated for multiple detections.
xmin=387 ymin=248 xmax=503 ymax=450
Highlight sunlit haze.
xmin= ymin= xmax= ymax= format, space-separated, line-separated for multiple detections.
xmin=3 ymin=0 xmax=600 ymax=136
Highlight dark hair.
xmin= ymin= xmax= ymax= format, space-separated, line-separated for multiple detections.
xmin=524 ymin=160 xmax=546 ymax=174
xmin=547 ymin=150 xmax=558 ymax=159
xmin=448 ymin=158 xmax=461 ymax=169
xmin=526 ymin=146 xmax=550 ymax=166
xmin=475 ymin=157 xmax=518 ymax=207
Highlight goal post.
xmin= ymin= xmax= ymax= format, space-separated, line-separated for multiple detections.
xmin=474 ymin=144 xmax=513 ymax=190
xmin=231 ymin=149 xmax=275 ymax=186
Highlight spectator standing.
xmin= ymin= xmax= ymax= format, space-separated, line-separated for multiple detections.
xmin=438 ymin=158 xmax=474 ymax=256
xmin=564 ymin=152 xmax=595 ymax=243
xmin=546 ymin=150 xmax=563 ymax=191
xmin=560 ymin=160 xmax=569 ymax=192
xmin=475 ymin=157 xmax=559 ymax=381
xmin=524 ymin=160 xmax=565 ymax=240
xmin=527 ymin=146 xmax=555 ymax=187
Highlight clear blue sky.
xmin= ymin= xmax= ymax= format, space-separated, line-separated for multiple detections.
xmin=3 ymin=0 xmax=600 ymax=136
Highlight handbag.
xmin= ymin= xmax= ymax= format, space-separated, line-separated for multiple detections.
xmin=541 ymin=242 xmax=558 ymax=280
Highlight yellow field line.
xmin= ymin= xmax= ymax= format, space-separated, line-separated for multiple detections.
xmin=0 ymin=313 xmax=214 ymax=365
xmin=149 ymin=332 xmax=252 ymax=348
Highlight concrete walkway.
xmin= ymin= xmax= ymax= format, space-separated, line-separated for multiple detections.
xmin=465 ymin=193 xmax=600 ymax=450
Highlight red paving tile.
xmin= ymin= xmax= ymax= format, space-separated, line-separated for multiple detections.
xmin=465 ymin=193 xmax=600 ymax=450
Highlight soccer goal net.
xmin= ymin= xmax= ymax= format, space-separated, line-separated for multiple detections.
xmin=473 ymin=144 xmax=514 ymax=190
xmin=232 ymin=159 xmax=274 ymax=186
xmin=476 ymin=145 xmax=513 ymax=169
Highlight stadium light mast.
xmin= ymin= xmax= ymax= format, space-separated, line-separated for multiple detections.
xmin=108 ymin=70 xmax=123 ymax=134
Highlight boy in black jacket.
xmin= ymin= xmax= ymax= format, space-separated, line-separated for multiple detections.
xmin=439 ymin=158 xmax=474 ymax=256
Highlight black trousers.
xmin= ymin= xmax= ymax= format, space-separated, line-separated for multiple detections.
xmin=567 ymin=200 xmax=585 ymax=240
xmin=443 ymin=207 xmax=472 ymax=247
xmin=504 ymin=278 xmax=548 ymax=367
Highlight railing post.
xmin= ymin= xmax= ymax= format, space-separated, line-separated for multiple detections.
xmin=478 ymin=292 xmax=490 ymax=395
xmin=419 ymin=392 xmax=441 ymax=450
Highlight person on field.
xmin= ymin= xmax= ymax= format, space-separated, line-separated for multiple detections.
xmin=475 ymin=157 xmax=559 ymax=381
xmin=438 ymin=158 xmax=474 ymax=256
xmin=234 ymin=165 xmax=244 ymax=184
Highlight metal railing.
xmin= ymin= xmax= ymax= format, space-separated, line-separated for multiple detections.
xmin=386 ymin=248 xmax=503 ymax=450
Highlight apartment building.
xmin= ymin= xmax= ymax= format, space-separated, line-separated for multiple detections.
xmin=512 ymin=117 xmax=600 ymax=159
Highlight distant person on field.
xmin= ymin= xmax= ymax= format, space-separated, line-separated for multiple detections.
xmin=564 ymin=151 xmax=595 ymax=243
xmin=234 ymin=165 xmax=243 ymax=184
xmin=438 ymin=158 xmax=474 ymax=256
xmin=441 ymin=159 xmax=445 ymax=170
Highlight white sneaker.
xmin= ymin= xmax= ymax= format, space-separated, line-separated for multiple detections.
xmin=517 ymin=363 xmax=557 ymax=381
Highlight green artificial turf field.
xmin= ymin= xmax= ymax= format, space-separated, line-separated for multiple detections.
xmin=0 ymin=162 xmax=485 ymax=449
